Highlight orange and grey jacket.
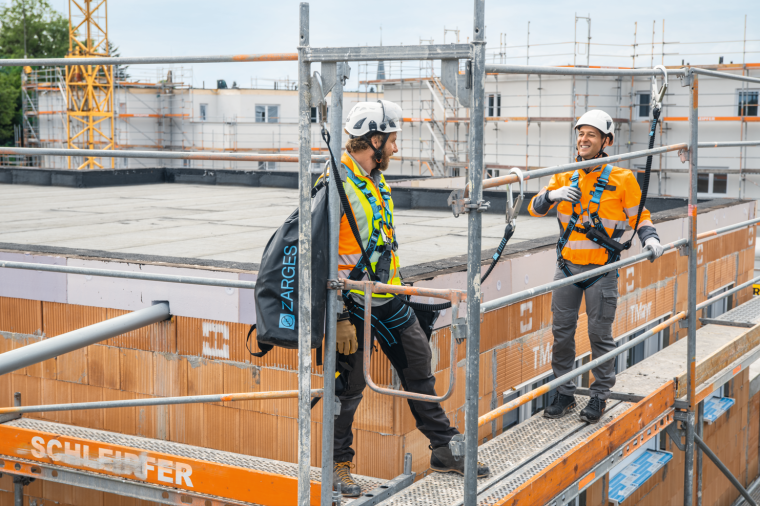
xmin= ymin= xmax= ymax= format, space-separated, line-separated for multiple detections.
xmin=528 ymin=164 xmax=659 ymax=266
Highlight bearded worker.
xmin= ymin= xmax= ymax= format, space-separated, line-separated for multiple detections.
xmin=328 ymin=100 xmax=491 ymax=496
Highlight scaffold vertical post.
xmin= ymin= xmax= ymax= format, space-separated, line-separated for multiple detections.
xmin=297 ymin=3 xmax=313 ymax=505
xmin=683 ymin=67 xmax=698 ymax=506
xmin=321 ymin=61 xmax=346 ymax=506
xmin=464 ymin=1 xmax=486 ymax=504
xmin=696 ymin=400 xmax=704 ymax=506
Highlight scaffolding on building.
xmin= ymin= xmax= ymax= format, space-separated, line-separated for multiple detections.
xmin=1 ymin=3 xmax=760 ymax=506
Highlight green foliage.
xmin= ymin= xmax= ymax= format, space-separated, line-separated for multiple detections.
xmin=0 ymin=0 xmax=68 ymax=146
xmin=0 ymin=67 xmax=22 ymax=146
xmin=0 ymin=0 xmax=68 ymax=59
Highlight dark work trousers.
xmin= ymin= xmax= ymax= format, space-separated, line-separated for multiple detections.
xmin=551 ymin=261 xmax=618 ymax=400
xmin=333 ymin=296 xmax=459 ymax=463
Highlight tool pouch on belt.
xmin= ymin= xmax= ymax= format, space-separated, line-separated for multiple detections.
xmin=585 ymin=227 xmax=625 ymax=258
xmin=375 ymin=250 xmax=392 ymax=284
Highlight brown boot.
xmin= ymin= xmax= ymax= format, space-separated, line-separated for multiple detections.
xmin=333 ymin=461 xmax=361 ymax=497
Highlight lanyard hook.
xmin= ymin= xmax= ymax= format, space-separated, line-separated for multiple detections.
xmin=651 ymin=65 xmax=668 ymax=112
xmin=506 ymin=167 xmax=524 ymax=225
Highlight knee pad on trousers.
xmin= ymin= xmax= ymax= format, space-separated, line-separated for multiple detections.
xmin=552 ymin=312 xmax=579 ymax=330
xmin=587 ymin=320 xmax=613 ymax=337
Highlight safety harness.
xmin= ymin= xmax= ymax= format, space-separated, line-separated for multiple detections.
xmin=556 ymin=66 xmax=667 ymax=289
xmin=320 ymin=127 xmax=519 ymax=325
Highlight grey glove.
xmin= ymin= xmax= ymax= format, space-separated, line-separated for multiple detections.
xmin=548 ymin=186 xmax=582 ymax=203
xmin=644 ymin=238 xmax=664 ymax=262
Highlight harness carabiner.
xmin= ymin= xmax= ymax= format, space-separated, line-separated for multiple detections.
xmin=651 ymin=65 xmax=668 ymax=113
xmin=506 ymin=167 xmax=524 ymax=225
xmin=312 ymin=71 xmax=329 ymax=129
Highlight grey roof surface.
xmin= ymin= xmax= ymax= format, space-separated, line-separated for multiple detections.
xmin=0 ymin=183 xmax=558 ymax=269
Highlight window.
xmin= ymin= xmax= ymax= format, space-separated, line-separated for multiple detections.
xmin=488 ymin=93 xmax=501 ymax=117
xmin=311 ymin=106 xmax=330 ymax=123
xmin=738 ymin=90 xmax=758 ymax=117
xmin=704 ymin=283 xmax=734 ymax=319
xmin=258 ymin=161 xmax=278 ymax=171
xmin=615 ymin=315 xmax=671 ymax=374
xmin=633 ymin=165 xmax=647 ymax=190
xmin=255 ymin=105 xmax=279 ymax=123
xmin=637 ymin=92 xmax=651 ymax=118
xmin=697 ymin=172 xmax=728 ymax=197
xmin=200 ymin=104 xmax=207 ymax=121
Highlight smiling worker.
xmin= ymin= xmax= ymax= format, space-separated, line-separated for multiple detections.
xmin=528 ymin=109 xmax=664 ymax=423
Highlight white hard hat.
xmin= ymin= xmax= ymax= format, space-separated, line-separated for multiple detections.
xmin=575 ymin=110 xmax=614 ymax=141
xmin=344 ymin=100 xmax=403 ymax=138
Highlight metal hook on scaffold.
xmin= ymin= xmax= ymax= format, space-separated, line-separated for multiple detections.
xmin=652 ymin=65 xmax=668 ymax=112
xmin=506 ymin=167 xmax=524 ymax=226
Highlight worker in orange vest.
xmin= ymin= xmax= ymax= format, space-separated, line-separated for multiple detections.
xmin=528 ymin=109 xmax=664 ymax=423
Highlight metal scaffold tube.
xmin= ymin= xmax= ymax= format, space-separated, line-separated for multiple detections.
xmin=684 ymin=68 xmax=699 ymax=506
xmin=0 ymin=390 xmax=324 ymax=414
xmin=297 ymin=4 xmax=313 ymax=505
xmin=0 ymin=53 xmax=299 ymax=67
xmin=477 ymin=312 xmax=684 ymax=427
xmin=484 ymin=63 xmax=682 ymax=77
xmin=320 ymin=60 xmax=346 ymax=506
xmin=694 ymin=435 xmax=759 ymax=506
xmin=0 ymin=259 xmax=257 ymax=290
xmin=481 ymin=216 xmax=760 ymax=314
xmin=464 ymin=1 xmax=486 ymax=504
xmin=481 ymin=143 xmax=687 ymax=190
xmin=692 ymin=67 xmax=760 ymax=84
xmin=698 ymin=140 xmax=760 ymax=148
xmin=0 ymin=146 xmax=328 ymax=163
xmin=0 ymin=302 xmax=170 ymax=377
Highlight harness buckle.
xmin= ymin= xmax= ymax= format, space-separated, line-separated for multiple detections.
xmin=506 ymin=167 xmax=524 ymax=225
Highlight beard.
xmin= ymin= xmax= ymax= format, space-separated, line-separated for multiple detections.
xmin=377 ymin=147 xmax=392 ymax=171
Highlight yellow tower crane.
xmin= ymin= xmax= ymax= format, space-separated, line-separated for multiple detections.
xmin=66 ymin=0 xmax=114 ymax=170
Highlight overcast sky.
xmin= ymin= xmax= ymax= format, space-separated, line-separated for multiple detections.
xmin=45 ymin=0 xmax=760 ymax=91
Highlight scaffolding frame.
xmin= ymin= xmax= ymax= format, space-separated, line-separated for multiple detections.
xmin=2 ymin=2 xmax=760 ymax=505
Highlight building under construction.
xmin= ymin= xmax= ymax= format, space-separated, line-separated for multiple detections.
xmin=1 ymin=1 xmax=760 ymax=506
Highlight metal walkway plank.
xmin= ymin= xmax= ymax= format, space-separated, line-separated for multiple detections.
xmin=375 ymin=400 xmax=624 ymax=506
xmin=0 ymin=418 xmax=383 ymax=506
xmin=705 ymin=296 xmax=760 ymax=327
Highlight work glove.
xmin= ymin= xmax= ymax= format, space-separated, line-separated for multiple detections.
xmin=548 ymin=186 xmax=582 ymax=203
xmin=336 ymin=319 xmax=358 ymax=355
xmin=644 ymin=238 xmax=664 ymax=262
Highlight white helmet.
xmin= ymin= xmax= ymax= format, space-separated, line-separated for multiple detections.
xmin=344 ymin=100 xmax=403 ymax=139
xmin=575 ymin=109 xmax=614 ymax=142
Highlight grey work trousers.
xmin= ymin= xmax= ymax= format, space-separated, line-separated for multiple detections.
xmin=551 ymin=261 xmax=618 ymax=400
xmin=334 ymin=297 xmax=459 ymax=463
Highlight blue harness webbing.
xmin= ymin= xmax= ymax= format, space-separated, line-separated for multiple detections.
xmin=556 ymin=164 xmax=622 ymax=290
xmin=344 ymin=166 xmax=397 ymax=280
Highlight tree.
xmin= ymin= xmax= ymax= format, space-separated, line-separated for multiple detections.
xmin=0 ymin=0 xmax=68 ymax=146
xmin=0 ymin=0 xmax=68 ymax=59
xmin=0 ymin=68 xmax=21 ymax=145
xmin=108 ymin=40 xmax=130 ymax=81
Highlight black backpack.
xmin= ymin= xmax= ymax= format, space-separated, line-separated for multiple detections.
xmin=248 ymin=182 xmax=329 ymax=357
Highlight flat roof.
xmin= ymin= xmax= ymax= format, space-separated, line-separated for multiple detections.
xmin=1 ymin=184 xmax=558 ymax=271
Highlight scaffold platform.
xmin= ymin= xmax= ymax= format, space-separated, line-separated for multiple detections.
xmin=0 ymin=417 xmax=384 ymax=506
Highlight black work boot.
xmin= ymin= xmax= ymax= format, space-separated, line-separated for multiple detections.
xmin=333 ymin=461 xmax=361 ymax=497
xmin=580 ymin=395 xmax=607 ymax=424
xmin=429 ymin=445 xmax=491 ymax=478
xmin=543 ymin=393 xmax=576 ymax=419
